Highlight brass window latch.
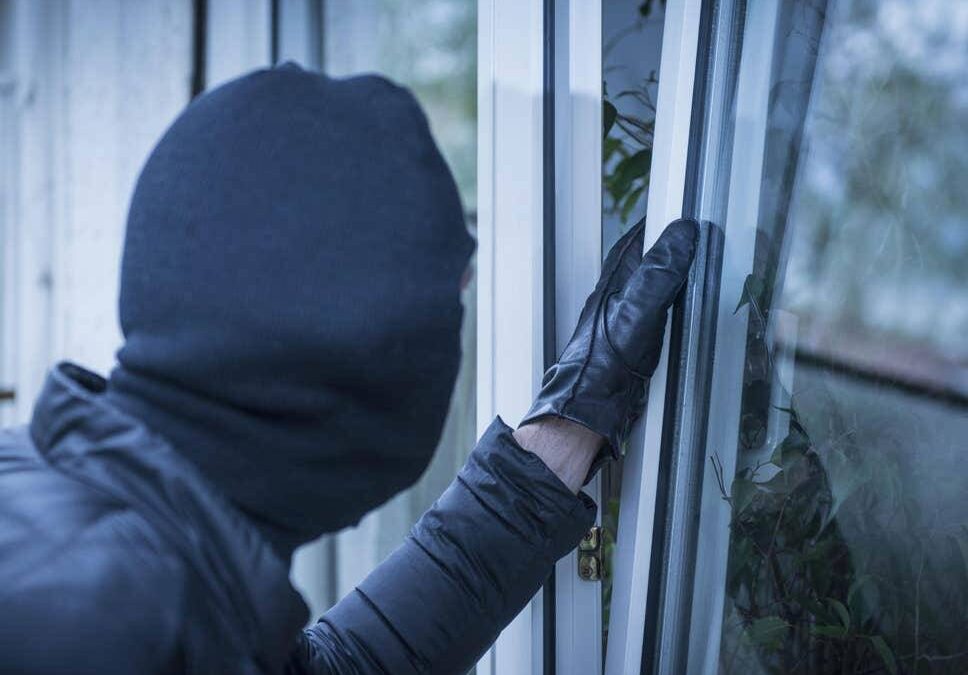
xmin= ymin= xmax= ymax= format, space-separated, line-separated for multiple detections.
xmin=577 ymin=526 xmax=602 ymax=581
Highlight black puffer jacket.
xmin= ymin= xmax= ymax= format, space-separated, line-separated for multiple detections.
xmin=0 ymin=363 xmax=593 ymax=673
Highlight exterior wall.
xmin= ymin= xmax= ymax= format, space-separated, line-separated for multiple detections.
xmin=0 ymin=0 xmax=192 ymax=425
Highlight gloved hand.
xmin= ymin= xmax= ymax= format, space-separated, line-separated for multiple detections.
xmin=520 ymin=217 xmax=698 ymax=480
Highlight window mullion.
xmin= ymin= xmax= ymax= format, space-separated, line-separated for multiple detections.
xmin=476 ymin=0 xmax=550 ymax=672
xmin=604 ymin=2 xmax=705 ymax=673
xmin=551 ymin=1 xmax=604 ymax=674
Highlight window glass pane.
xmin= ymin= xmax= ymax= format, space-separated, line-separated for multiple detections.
xmin=690 ymin=1 xmax=968 ymax=672
xmin=601 ymin=0 xmax=666 ymax=654
xmin=324 ymin=0 xmax=477 ymax=208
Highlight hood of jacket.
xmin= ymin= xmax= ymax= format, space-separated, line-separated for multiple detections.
xmin=106 ymin=62 xmax=475 ymax=556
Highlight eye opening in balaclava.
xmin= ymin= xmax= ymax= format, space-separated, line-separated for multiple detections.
xmin=106 ymin=62 xmax=476 ymax=558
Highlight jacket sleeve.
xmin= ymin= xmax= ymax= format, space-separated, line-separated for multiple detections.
xmin=284 ymin=416 xmax=596 ymax=675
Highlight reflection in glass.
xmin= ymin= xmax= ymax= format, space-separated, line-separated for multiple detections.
xmin=698 ymin=1 xmax=968 ymax=673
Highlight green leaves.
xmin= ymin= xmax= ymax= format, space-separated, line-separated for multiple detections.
xmin=604 ymin=148 xmax=652 ymax=224
xmin=745 ymin=616 xmax=789 ymax=650
xmin=730 ymin=477 xmax=758 ymax=516
xmin=726 ymin=536 xmax=755 ymax=595
xmin=811 ymin=624 xmax=848 ymax=639
xmin=603 ymin=136 xmax=623 ymax=163
xmin=847 ymin=574 xmax=875 ymax=624
xmin=710 ymin=271 xmax=967 ymax=674
xmin=771 ymin=425 xmax=810 ymax=468
xmin=734 ymin=273 xmax=767 ymax=314
xmin=620 ymin=184 xmax=646 ymax=223
xmin=868 ymin=635 xmax=897 ymax=675
xmin=607 ymin=149 xmax=651 ymax=198
xmin=603 ymin=84 xmax=656 ymax=222
xmin=603 ymin=99 xmax=618 ymax=138
xmin=808 ymin=597 xmax=852 ymax=640
xmin=827 ymin=598 xmax=851 ymax=631
xmin=615 ymin=113 xmax=655 ymax=145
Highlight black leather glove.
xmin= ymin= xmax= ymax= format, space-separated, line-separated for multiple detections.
xmin=520 ymin=217 xmax=698 ymax=479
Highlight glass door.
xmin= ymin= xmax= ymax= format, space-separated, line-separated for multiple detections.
xmin=639 ymin=0 xmax=968 ymax=673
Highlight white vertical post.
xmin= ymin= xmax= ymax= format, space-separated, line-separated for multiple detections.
xmin=605 ymin=2 xmax=703 ymax=673
xmin=276 ymin=0 xmax=322 ymax=69
xmin=686 ymin=2 xmax=783 ymax=671
xmin=552 ymin=0 xmax=604 ymax=673
xmin=206 ymin=0 xmax=272 ymax=88
xmin=476 ymin=0 xmax=547 ymax=673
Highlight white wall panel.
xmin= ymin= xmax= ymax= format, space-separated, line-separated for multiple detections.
xmin=476 ymin=0 xmax=547 ymax=672
xmin=206 ymin=0 xmax=271 ymax=88
xmin=58 ymin=0 xmax=192 ymax=373
xmin=2 ymin=0 xmax=191 ymax=420
xmin=3 ymin=0 xmax=64 ymax=424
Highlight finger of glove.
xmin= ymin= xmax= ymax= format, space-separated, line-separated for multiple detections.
xmin=570 ymin=218 xmax=647 ymax=338
xmin=608 ymin=218 xmax=698 ymax=369
xmin=598 ymin=217 xmax=647 ymax=294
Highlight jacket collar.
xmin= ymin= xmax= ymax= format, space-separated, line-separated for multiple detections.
xmin=30 ymin=362 xmax=309 ymax=671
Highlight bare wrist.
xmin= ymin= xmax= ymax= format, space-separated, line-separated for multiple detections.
xmin=513 ymin=417 xmax=603 ymax=493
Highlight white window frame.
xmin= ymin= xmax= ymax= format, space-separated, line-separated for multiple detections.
xmin=604 ymin=2 xmax=704 ymax=673
xmin=479 ymin=1 xmax=711 ymax=673
xmin=550 ymin=0 xmax=603 ymax=672
xmin=475 ymin=0 xmax=549 ymax=671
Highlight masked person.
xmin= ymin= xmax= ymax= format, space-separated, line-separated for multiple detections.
xmin=0 ymin=63 xmax=695 ymax=674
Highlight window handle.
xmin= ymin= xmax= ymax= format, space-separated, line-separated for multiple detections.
xmin=0 ymin=387 xmax=15 ymax=403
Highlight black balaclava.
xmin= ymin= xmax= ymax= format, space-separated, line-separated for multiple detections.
xmin=106 ymin=63 xmax=475 ymax=557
